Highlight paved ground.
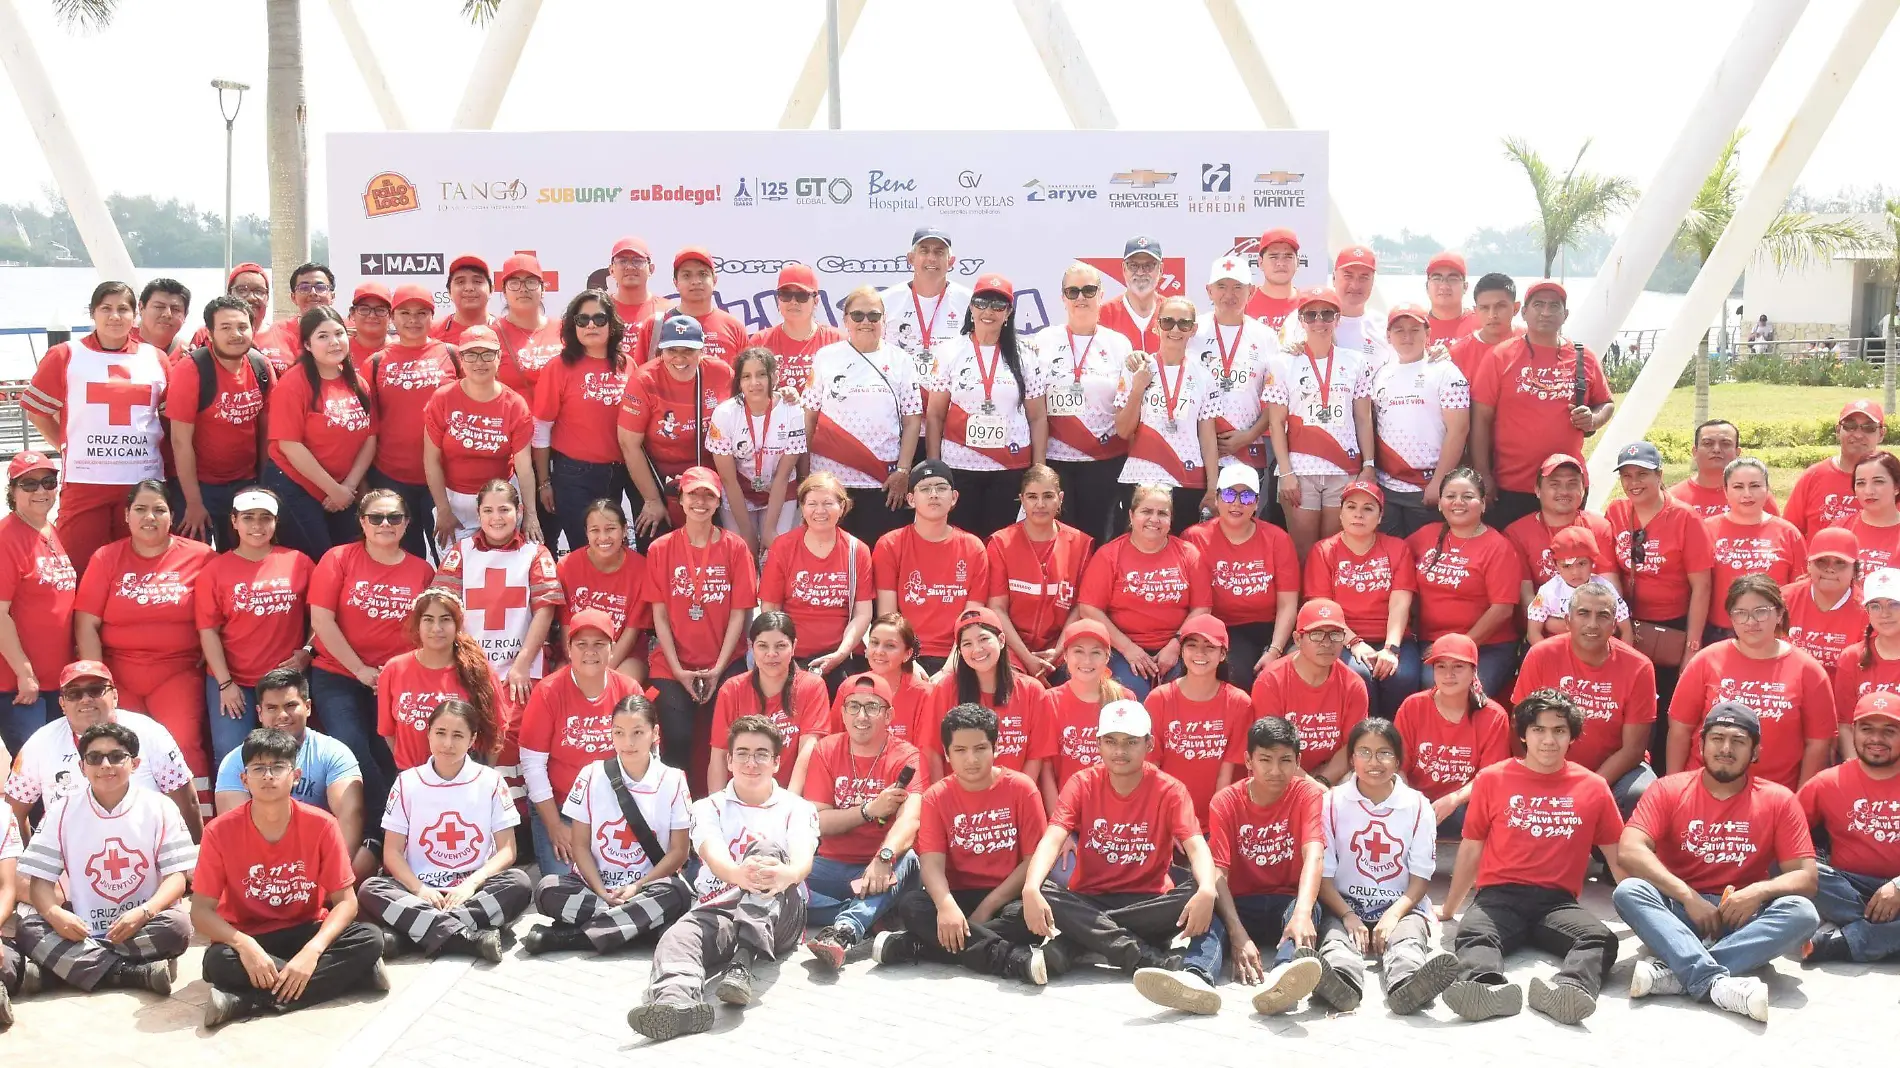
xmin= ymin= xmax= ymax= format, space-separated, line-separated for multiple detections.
xmin=4 ymin=866 xmax=1887 ymax=1068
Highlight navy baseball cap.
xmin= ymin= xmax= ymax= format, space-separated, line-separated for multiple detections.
xmin=1124 ymin=235 xmax=1163 ymax=261
xmin=909 ymin=459 xmax=956 ymax=492
xmin=1702 ymin=700 xmax=1761 ymax=742
xmin=911 ymin=227 xmax=952 ymax=250
xmin=656 ymin=315 xmax=705 ymax=350
xmin=1614 ymin=441 xmax=1663 ymax=471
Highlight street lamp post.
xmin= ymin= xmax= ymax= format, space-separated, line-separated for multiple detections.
xmin=211 ymin=79 xmax=250 ymax=281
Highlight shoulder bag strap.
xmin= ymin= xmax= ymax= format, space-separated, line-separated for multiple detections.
xmin=601 ymin=757 xmax=668 ymax=869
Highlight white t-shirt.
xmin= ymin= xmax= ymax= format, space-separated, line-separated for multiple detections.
xmin=1027 ymin=327 xmax=1132 ymax=464
xmin=1189 ymin=316 xmax=1280 ymax=469
xmin=1 ymin=805 xmax=21 ymax=862
xmin=561 ymin=757 xmax=692 ymax=888
xmin=707 ymin=395 xmax=809 ymax=499
xmin=1320 ymin=776 xmax=1436 ymax=922
xmin=1528 ymin=573 xmax=1631 ymax=623
xmin=383 ymin=759 xmax=520 ymax=889
xmin=801 ymin=341 xmax=923 ymax=489
xmin=18 ymin=786 xmax=197 ymax=935
xmin=1114 ymin=354 xmax=1217 ymax=487
xmin=5 ymin=711 xmax=193 ymax=808
xmin=924 ymin=337 xmax=1045 ymax=471
xmin=1262 ymin=345 xmax=1375 ymax=478
xmin=688 ymin=782 xmax=820 ymax=908
xmin=1285 ymin=311 xmax=1396 ymax=377
xmin=1370 ymin=357 xmax=1470 ymax=493
xmin=879 ymin=281 xmax=973 ymax=379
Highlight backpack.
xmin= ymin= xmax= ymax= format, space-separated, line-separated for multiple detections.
xmin=191 ymin=347 xmax=273 ymax=413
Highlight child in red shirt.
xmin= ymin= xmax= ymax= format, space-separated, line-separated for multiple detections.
xmin=1142 ymin=616 xmax=1252 ymax=825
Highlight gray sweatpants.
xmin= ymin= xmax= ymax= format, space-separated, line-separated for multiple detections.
xmin=357 ymin=868 xmax=533 ymax=954
xmin=17 ymin=905 xmax=192 ymax=991
xmin=645 ymin=845 xmax=804 ymax=1008
xmin=1317 ymin=909 xmax=1434 ymax=993
xmin=535 ymin=871 xmax=691 ymax=952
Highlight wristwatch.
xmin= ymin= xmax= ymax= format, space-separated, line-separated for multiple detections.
xmin=876 ymin=846 xmax=896 ymax=865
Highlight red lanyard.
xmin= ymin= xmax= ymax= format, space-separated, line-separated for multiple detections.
xmin=912 ymin=287 xmax=948 ymax=349
xmin=1213 ymin=321 xmax=1245 ymax=379
xmin=1067 ymin=330 xmax=1095 ymax=383
xmin=745 ymin=398 xmax=773 ymax=475
xmin=973 ymin=343 xmax=1002 ymax=407
xmin=1156 ymin=358 xmax=1188 ymax=423
xmin=1302 ymin=344 xmax=1335 ymax=414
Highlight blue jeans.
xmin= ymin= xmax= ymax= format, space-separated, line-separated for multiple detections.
xmin=550 ymin=451 xmax=633 ymax=557
xmin=1345 ymin=642 xmax=1423 ymax=720
xmin=166 ymin=477 xmax=245 ymax=550
xmin=530 ymin=813 xmax=573 ymax=877
xmin=1611 ymin=877 xmax=1820 ymax=999
xmin=263 ymin=462 xmax=360 ymax=563
xmin=1610 ymin=763 xmax=1657 ymax=818
xmin=804 ymin=851 xmax=920 ymax=940
xmin=205 ymin=676 xmax=260 ymax=767
xmin=1472 ymin=640 xmax=1518 ymax=704
xmin=0 ymin=691 xmax=59 ymax=756
xmin=1107 ymin=648 xmax=1184 ymax=702
xmin=311 ymin=666 xmax=392 ymax=818
xmin=1813 ymin=864 xmax=1900 ymax=961
xmin=368 ymin=468 xmax=434 ymax=562
xmin=1437 ymin=802 xmax=1468 ymax=839
xmin=1227 ymin=892 xmax=1320 ymax=968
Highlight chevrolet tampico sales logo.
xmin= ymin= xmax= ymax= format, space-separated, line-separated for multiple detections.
xmin=1111 ymin=168 xmax=1177 ymax=189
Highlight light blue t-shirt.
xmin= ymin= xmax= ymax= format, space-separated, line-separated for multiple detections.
xmin=214 ymin=729 xmax=362 ymax=810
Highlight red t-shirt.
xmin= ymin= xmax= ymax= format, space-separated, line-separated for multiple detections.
xmin=253 ymin=320 xmax=301 ymax=374
xmin=376 ymin=651 xmax=501 ymax=770
xmin=1606 ymin=498 xmax=1715 ymax=622
xmin=557 ymin=547 xmax=652 ymax=638
xmin=1833 ymin=641 xmax=1900 ymax=723
xmin=616 ymin=357 xmax=736 ymax=474
xmin=266 ymin=370 xmax=378 ymax=500
xmin=1405 ymin=525 xmax=1523 ymax=642
xmin=166 ymin=353 xmax=270 ymax=484
xmin=74 ymin=536 xmax=215 ymax=679
xmin=633 ymin=308 xmax=748 ymax=368
xmin=519 ymin=666 xmax=642 ymax=802
xmin=1668 ymin=641 xmax=1836 ymax=788
xmin=1503 ymin=511 xmax=1617 ymax=586
xmin=0 ymin=515 xmax=75 ymax=691
xmin=194 ymin=801 xmax=353 ymax=935
xmin=1471 ymin=337 xmax=1612 ymax=494
xmin=641 ymin=527 xmax=758 ymax=679
xmin=1446 ymin=329 xmax=1523 ymax=385
xmin=430 ymin=313 xmax=490 ymax=347
xmin=308 ymin=543 xmax=435 ymax=677
xmin=872 ymin=525 xmax=990 ymax=658
xmin=1050 ymin=684 xmax=1106 ymax=788
xmin=985 ymin=522 xmax=1094 ymax=656
xmin=1706 ymin=515 xmax=1807 ymax=628
xmin=1302 ymin=533 xmax=1417 ymax=641
xmin=1798 ymin=760 xmax=1900 ymax=879
xmin=1143 ymin=680 xmax=1252 ymax=824
xmin=1782 ymin=578 xmax=1866 ymax=681
xmin=1098 ymin=297 xmax=1161 ymax=354
xmin=493 ymin=317 xmax=564 ymax=407
xmin=747 ymin=324 xmax=843 ymax=395
xmin=1246 ymin=657 xmax=1368 ymax=772
xmin=1427 ymin=310 xmax=1481 ymax=346
xmin=1464 ymin=759 xmax=1623 ymax=894
xmin=1183 ymin=519 xmax=1299 ymax=626
xmin=1077 ymin=535 xmax=1212 ymax=650
xmin=1670 ymin=477 xmax=1780 ymax=520
xmin=532 ymin=353 xmax=628 ymax=465
xmin=1784 ymin=457 xmax=1858 ymax=538
xmin=194 ymin=547 xmax=313 ymax=686
xmin=1629 ymin=771 xmax=1815 ymax=894
xmin=420 ymin=383 xmax=534 ymax=494
xmin=801 ymin=732 xmax=925 ymax=864
xmin=1393 ymin=692 xmax=1512 ymax=802
xmin=1243 ymin=291 xmax=1298 ymax=333
xmin=761 ymin=529 xmax=874 ymax=657
xmin=1207 ymin=775 xmax=1325 ymax=897
xmin=916 ymin=769 xmax=1048 ymax=891
xmin=920 ymin=673 xmax=1057 ymax=775
xmin=1052 ymin=764 xmax=1201 ymax=896
xmin=368 ymin=341 xmax=460 ymax=484
xmin=710 ymin=671 xmax=833 ymax=787
xmin=613 ymin=297 xmax=667 ymax=361
xmin=1512 ymin=636 xmax=1658 ymax=774
xmin=1845 ymin=515 xmax=1900 ymax=574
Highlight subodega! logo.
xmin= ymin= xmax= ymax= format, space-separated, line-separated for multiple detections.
xmin=628 ymin=183 xmax=723 ymax=206
xmin=538 ymin=186 xmax=624 ymax=204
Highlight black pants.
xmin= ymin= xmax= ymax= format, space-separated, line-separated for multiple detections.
xmin=842 ymin=486 xmax=907 ymax=546
xmin=897 ymin=887 xmax=1040 ymax=975
xmin=550 ymin=451 xmax=634 ymax=557
xmin=368 ymin=468 xmax=436 ymax=562
xmin=948 ymin=466 xmax=1024 ymax=543
xmin=1048 ymin=457 xmax=1124 ymax=545
xmin=1002 ymin=878 xmax=1198 ymax=972
xmin=1224 ymin=619 xmax=1278 ymax=695
xmin=1488 ymin=490 xmax=1542 ymax=532
xmin=1378 ymin=490 xmax=1439 ymax=539
xmin=202 ymin=920 xmax=383 ymax=1011
xmin=1116 ymin=483 xmax=1207 ymax=537
xmin=1453 ymin=884 xmax=1616 ymax=997
xmin=653 ymin=662 xmax=748 ymax=793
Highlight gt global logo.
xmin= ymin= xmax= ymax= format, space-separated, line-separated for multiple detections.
xmin=1202 ymin=164 xmax=1232 ymax=192
xmin=1111 ymin=168 xmax=1176 ymax=189
xmin=794 ymin=177 xmax=853 ymax=205
xmin=359 ymin=252 xmax=444 ymax=276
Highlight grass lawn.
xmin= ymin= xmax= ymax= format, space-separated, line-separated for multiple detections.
xmin=1622 ymin=383 xmax=1875 ymax=434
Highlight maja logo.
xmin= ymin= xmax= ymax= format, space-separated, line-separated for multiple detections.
xmin=363 ymin=172 xmax=420 ymax=218
xmin=360 ymin=252 xmax=443 ymax=276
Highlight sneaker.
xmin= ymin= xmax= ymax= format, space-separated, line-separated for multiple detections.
xmin=1129 ymin=949 xmax=1183 ymax=976
xmin=203 ymin=988 xmax=253 ymax=1030
xmin=713 ymin=962 xmax=755 ymax=1006
xmin=113 ymin=961 xmax=172 ymax=997
xmin=1528 ymin=976 xmax=1598 ymax=1025
xmin=1133 ymin=967 xmax=1222 ymax=1015
xmin=522 ymin=924 xmax=592 ymax=955
xmin=1709 ymin=975 xmax=1769 ymax=1022
xmin=1628 ymin=959 xmax=1685 ymax=999
xmin=1251 ymin=957 xmax=1322 ymax=1015
xmin=804 ymin=925 xmax=855 ymax=971
xmin=627 ymin=1000 xmax=715 ymax=1042
xmin=871 ymin=930 xmax=920 ymax=966
xmin=1014 ymin=946 xmax=1049 ymax=986
xmin=468 ymin=929 xmax=504 ymax=964
xmin=1442 ymin=979 xmax=1523 ymax=1022
xmin=1386 ymin=951 xmax=1460 ymax=1016
xmin=1302 ymin=951 xmax=1362 ymax=1012
xmin=1802 ymin=925 xmax=1850 ymax=964
xmin=367 ymin=958 xmax=391 ymax=994
xmin=1040 ymin=939 xmax=1074 ymax=978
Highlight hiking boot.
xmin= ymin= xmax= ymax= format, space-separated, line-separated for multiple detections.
xmin=1385 ymin=950 xmax=1458 ymax=1015
xmin=1628 ymin=959 xmax=1684 ymax=999
xmin=522 ymin=924 xmax=592 ymax=955
xmin=1802 ymin=925 xmax=1851 ymax=964
xmin=1709 ymin=975 xmax=1769 ymax=1022
xmin=1251 ymin=957 xmax=1322 ymax=1015
xmin=112 ymin=960 xmax=172 ymax=996
xmin=804 ymin=925 xmax=856 ymax=971
xmin=1134 ymin=967 xmax=1222 ymax=1015
xmin=1442 ymin=979 xmax=1523 ymax=1021
xmin=1299 ymin=948 xmax=1361 ymax=1012
xmin=627 ymin=1000 xmax=714 ymax=1042
xmin=468 ymin=929 xmax=504 ymax=963
xmin=872 ymin=930 xmax=920 ymax=966
xmin=378 ymin=927 xmax=409 ymax=960
xmin=715 ymin=944 xmax=757 ymax=1006
xmin=1528 ymin=976 xmax=1598 ymax=1025
xmin=203 ymin=988 xmax=255 ymax=1030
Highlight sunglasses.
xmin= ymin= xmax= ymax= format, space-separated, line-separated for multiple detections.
xmin=1299 ymin=308 xmax=1340 ymax=323
xmin=775 ymin=288 xmax=814 ymax=303
xmin=1218 ymin=487 xmax=1258 ymax=506
xmin=362 ymin=512 xmax=408 ymax=526
xmin=572 ymin=312 xmax=611 ymax=328
xmin=82 ymin=750 xmax=132 ymax=767
xmin=62 ymin=683 xmax=112 ymax=700
xmin=14 ymin=475 xmax=57 ymax=492
xmin=970 ymin=296 xmax=1013 ymax=312
xmin=1157 ymin=316 xmax=1196 ymax=332
xmin=1061 ymin=285 xmax=1101 ymax=300
xmin=847 ymin=310 xmax=884 ymax=323
xmin=1628 ymin=528 xmax=1648 ymax=566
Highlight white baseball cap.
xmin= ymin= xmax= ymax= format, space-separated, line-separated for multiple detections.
xmin=1207 ymin=254 xmax=1255 ymax=287
xmin=1864 ymin=567 xmax=1900 ymax=606
xmin=1098 ymin=699 xmax=1152 ymax=739
xmin=1217 ymin=464 xmax=1260 ymax=493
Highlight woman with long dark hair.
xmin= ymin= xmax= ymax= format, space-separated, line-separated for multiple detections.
xmin=430 ymin=479 xmax=562 ymax=705
xmin=365 ymin=284 xmax=463 ymax=558
xmin=377 ymin=588 xmax=508 ymax=774
xmin=264 ymin=307 xmax=380 ymax=561
xmin=535 ymin=290 xmax=629 ymax=553
xmin=921 ymin=606 xmax=1054 ymax=782
xmin=709 ymin=346 xmax=806 ymax=555
xmin=556 ymin=498 xmax=650 ymax=680
xmin=1391 ymin=634 xmax=1511 ymax=835
xmin=846 ymin=612 xmax=932 ymax=745
xmin=924 ymin=274 xmax=1047 ymax=540
xmin=709 ymin=612 xmax=832 ymax=793
xmin=1404 ymin=468 xmax=1523 ymax=700
xmin=1140 ymin=615 xmax=1252 ymax=824
xmin=1844 ymin=451 xmax=1900 ymax=572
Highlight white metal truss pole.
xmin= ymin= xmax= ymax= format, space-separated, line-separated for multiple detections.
xmin=1012 ymin=0 xmax=1117 ymax=128
xmin=780 ymin=0 xmax=866 ymax=128
xmin=452 ymin=0 xmax=543 ymax=130
xmin=329 ymin=0 xmax=408 ymax=129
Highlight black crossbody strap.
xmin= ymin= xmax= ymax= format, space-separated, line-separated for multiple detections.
xmin=601 ymin=757 xmax=667 ymax=870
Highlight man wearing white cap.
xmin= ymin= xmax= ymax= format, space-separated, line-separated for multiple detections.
xmin=880 ymin=228 xmax=971 ymax=379
xmin=1011 ymin=699 xmax=1226 ymax=1015
xmin=1192 ymin=256 xmax=1278 ymax=478
xmin=1371 ymin=304 xmax=1470 ymax=536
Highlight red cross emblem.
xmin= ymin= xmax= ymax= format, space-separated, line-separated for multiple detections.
xmin=1221 ymin=259 xmax=1238 ymax=271
xmin=84 ymin=837 xmax=150 ymax=902
xmin=85 ymin=365 xmax=154 ymax=426
xmin=465 ymin=566 xmax=527 ymax=630
xmin=420 ymin=812 xmax=484 ymax=866
xmin=1351 ymin=820 xmax=1402 ymax=881
xmin=598 ymin=819 xmax=646 ymax=865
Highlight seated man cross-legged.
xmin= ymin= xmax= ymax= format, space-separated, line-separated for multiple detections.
xmin=1800 ymin=690 xmax=1900 ymax=964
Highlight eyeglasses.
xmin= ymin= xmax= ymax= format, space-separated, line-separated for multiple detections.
xmin=460 ymin=349 xmax=501 ymax=362
xmin=61 ymin=683 xmax=112 ymax=700
xmin=1157 ymin=316 xmax=1196 ymax=332
xmin=842 ymin=700 xmax=889 ymax=717
xmin=847 ymin=310 xmax=884 ymax=323
xmin=1731 ymin=605 xmax=1781 ymax=624
xmin=572 ymin=312 xmax=611 ymax=328
xmin=1426 ymin=273 xmax=1464 ymax=285
xmin=729 ymin=749 xmax=776 ymax=765
xmin=1299 ymin=308 xmax=1339 ymax=323
xmin=13 ymin=475 xmax=57 ymax=492
xmin=351 ymin=304 xmax=390 ymax=316
xmin=362 ymin=512 xmax=408 ymax=526
xmin=244 ymin=762 xmax=295 ymax=779
xmin=230 ymin=285 xmax=268 ymax=298
xmin=1062 ymin=285 xmax=1101 ymax=300
xmin=1302 ymin=631 xmax=1349 ymax=645
xmin=1352 ymin=748 xmax=1398 ymax=762
xmin=612 ymin=256 xmax=651 ymax=270
xmin=1218 ymin=487 xmax=1258 ymax=506
xmin=503 ymin=279 xmax=544 ymax=292
xmin=294 ymin=283 xmax=334 ymax=295
xmin=1628 ymin=528 xmax=1648 ymax=566
xmin=970 ymin=296 xmax=1012 ymax=312
xmin=775 ymin=288 xmax=814 ymax=303
xmin=82 ymin=750 xmax=132 ymax=766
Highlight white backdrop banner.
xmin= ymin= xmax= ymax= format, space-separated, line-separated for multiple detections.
xmin=327 ymin=130 xmax=1329 ymax=335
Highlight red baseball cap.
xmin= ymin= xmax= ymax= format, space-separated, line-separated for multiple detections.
xmin=391 ymin=284 xmax=434 ymax=311
xmin=838 ymin=671 xmax=895 ymax=707
xmin=447 ymin=254 xmax=490 ymax=281
xmin=1854 ymin=690 xmax=1900 ymax=723
xmin=1341 ymin=479 xmax=1384 ymax=506
xmin=1258 ymin=227 xmax=1300 ymax=252
xmin=456 ymin=324 xmax=501 ymax=352
xmin=1539 ymin=453 xmax=1587 ymax=483
xmin=956 ymin=605 xmax=1005 ymax=636
xmin=1386 ymin=303 xmax=1430 ymax=327
xmin=1334 ymin=246 xmax=1377 ymax=272
xmin=1841 ymin=399 xmax=1887 ymax=426
xmin=973 ymin=273 xmax=1015 ymax=302
xmin=678 ymin=466 xmax=722 ymax=498
xmin=498 ymin=253 xmax=544 ymax=284
xmin=1549 ymin=525 xmax=1600 ymax=561
xmin=227 ymin=261 xmax=268 ymax=289
xmin=1808 ymin=526 xmax=1859 ymax=562
xmin=1424 ymin=633 xmax=1479 ymax=666
xmin=610 ymin=236 xmax=652 ymax=261
xmin=1297 ymin=599 xmax=1348 ymax=632
xmin=776 ymin=263 xmax=820 ymax=292
xmin=7 ymin=452 xmax=56 ymax=480
xmin=567 ymin=608 xmax=620 ymax=643
xmin=1524 ymin=279 xmax=1567 ymax=304
xmin=1295 ymin=286 xmax=1342 ymax=312
xmin=58 ymin=660 xmax=114 ymax=688
xmin=1058 ymin=618 xmax=1111 ymax=654
xmin=1177 ymin=615 xmax=1229 ymax=648
xmin=350 ymin=282 xmax=391 ymax=308
xmin=673 ymin=246 xmax=714 ymax=272
xmin=1426 ymin=251 xmax=1467 ymax=276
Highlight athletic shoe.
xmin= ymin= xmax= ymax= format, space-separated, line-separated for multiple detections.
xmin=1385 ymin=950 xmax=1459 ymax=1016
xmin=203 ymin=988 xmax=253 ymax=1030
xmin=1133 ymin=967 xmax=1222 ymax=1015
xmin=1528 ymin=976 xmax=1598 ymax=1024
xmin=1040 ymin=939 xmax=1074 ymax=978
xmin=714 ymin=944 xmax=756 ymax=1006
xmin=523 ymin=924 xmax=592 ymax=955
xmin=804 ymin=925 xmax=854 ymax=971
xmin=1709 ymin=975 xmax=1769 ymax=1022
xmin=469 ymin=929 xmax=504 ymax=964
xmin=1250 ymin=957 xmax=1322 ymax=1015
xmin=113 ymin=961 xmax=172 ymax=996
xmin=367 ymin=958 xmax=392 ymax=993
xmin=1301 ymin=950 xmax=1361 ymax=1012
xmin=627 ymin=1000 xmax=715 ymax=1041
xmin=1802 ymin=925 xmax=1850 ymax=964
xmin=1628 ymin=959 xmax=1684 ymax=999
xmin=1442 ymin=979 xmax=1523 ymax=1021
xmin=872 ymin=930 xmax=919 ymax=966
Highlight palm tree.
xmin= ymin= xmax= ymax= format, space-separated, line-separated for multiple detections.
xmin=1883 ymin=197 xmax=1900 ymax=414
xmin=1675 ymin=130 xmax=1884 ymax=422
xmin=1502 ymin=136 xmax=1638 ymax=278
